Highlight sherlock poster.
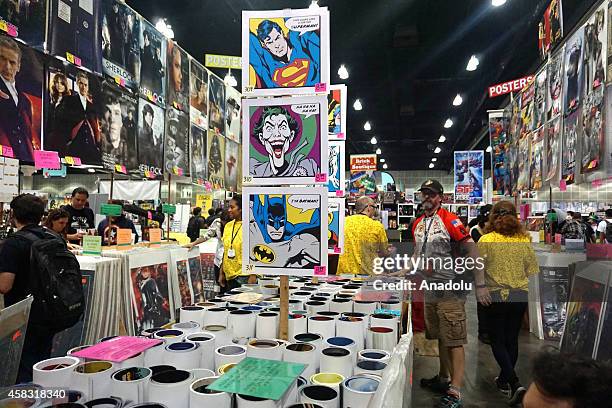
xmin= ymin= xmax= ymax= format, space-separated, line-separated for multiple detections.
xmin=190 ymin=124 xmax=207 ymax=182
xmin=137 ymin=97 xmax=165 ymax=178
xmin=139 ymin=18 xmax=166 ymax=107
xmin=453 ymin=150 xmax=483 ymax=203
xmin=242 ymin=7 xmax=330 ymax=97
xmin=189 ymin=59 xmax=208 ymax=129
xmin=327 ymin=197 xmax=344 ymax=255
xmin=328 ymin=84 xmax=346 ymax=139
xmin=164 ymin=107 xmax=189 ymax=175
xmin=208 ymin=73 xmax=225 ymax=135
xmin=207 ymin=130 xmax=225 ymax=189
xmin=167 ymin=41 xmax=189 ymax=112
xmin=225 ymin=85 xmax=241 ymax=142
xmin=0 ymin=0 xmax=46 ymax=48
xmin=328 ymin=140 xmax=345 ymax=197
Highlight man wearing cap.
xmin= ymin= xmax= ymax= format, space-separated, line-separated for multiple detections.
xmin=411 ymin=179 xmax=485 ymax=408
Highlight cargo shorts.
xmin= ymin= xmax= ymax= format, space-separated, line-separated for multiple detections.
xmin=424 ymin=294 xmax=467 ymax=347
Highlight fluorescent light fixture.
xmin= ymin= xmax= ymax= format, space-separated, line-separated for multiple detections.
xmin=309 ymin=0 xmax=319 ymax=8
xmin=364 ymin=121 xmax=371 ymax=131
xmin=434 ymin=146 xmax=442 ymax=154
xmin=486 ymin=145 xmax=493 ymax=153
xmin=383 ymin=163 xmax=388 ymax=169
xmin=452 ymin=94 xmax=463 ymax=106
xmin=492 ymin=0 xmax=506 ymax=6
xmin=438 ymin=135 xmax=446 ymax=143
xmin=370 ymin=136 xmax=377 ymax=145
xmin=431 ymin=158 xmax=437 ymax=162
xmin=224 ymin=69 xmax=237 ymax=87
xmin=380 ymin=158 xmax=386 ymax=163
xmin=444 ymin=119 xmax=453 ymax=128
xmin=429 ymin=163 xmax=435 ymax=169
xmin=155 ymin=19 xmax=174 ymax=39
xmin=466 ymin=55 xmax=479 ymax=71
xmin=353 ymin=99 xmax=362 ymax=111
xmin=376 ymin=148 xmax=382 ymax=155
xmin=338 ymin=64 xmax=349 ymax=79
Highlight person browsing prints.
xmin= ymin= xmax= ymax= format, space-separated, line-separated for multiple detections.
xmin=596 ymin=208 xmax=612 ymax=243
xmin=96 ymin=200 xmax=139 ymax=246
xmin=43 ymin=208 xmax=81 ymax=251
xmin=62 ymin=187 xmax=95 ymax=244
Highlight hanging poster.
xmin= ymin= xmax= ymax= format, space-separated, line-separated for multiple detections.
xmin=538 ymin=0 xmax=563 ymax=59
xmin=583 ymin=5 xmax=607 ymax=93
xmin=489 ymin=110 xmax=510 ymax=196
xmin=242 ymin=95 xmax=328 ymax=186
xmin=453 ymin=150 xmax=484 ymax=203
xmin=538 ymin=266 xmax=570 ymax=341
xmin=545 ymin=115 xmax=562 ymax=182
xmin=189 ymin=59 xmax=209 ymax=129
xmin=99 ymin=81 xmax=138 ymax=171
xmin=199 ymin=251 xmax=216 ymax=300
xmin=225 ymin=139 xmax=240 ymax=192
xmin=208 ymin=73 xmax=225 ymax=135
xmin=242 ymin=7 xmax=330 ymax=97
xmin=164 ymin=107 xmax=190 ymax=175
xmin=534 ymin=67 xmax=548 ymax=130
xmin=328 ymin=140 xmax=345 ymax=197
xmin=520 ymin=79 xmax=535 ymax=136
xmin=167 ymin=41 xmax=189 ymax=112
xmin=169 ymin=248 xmax=193 ymax=310
xmin=561 ymin=109 xmax=580 ymax=185
xmin=139 ymin=18 xmax=166 ymax=107
xmin=0 ymin=0 xmax=46 ymax=48
xmin=530 ymin=127 xmax=544 ymax=191
xmin=547 ymin=47 xmax=564 ymax=120
xmin=0 ymin=37 xmax=43 ymax=163
xmin=225 ymin=86 xmax=241 ymax=142
xmin=207 ymin=131 xmax=225 ymax=188
xmin=101 ymin=0 xmax=140 ymax=89
xmin=137 ymin=97 xmax=165 ymax=178
xmin=243 ymin=186 xmax=328 ymax=276
xmin=44 ymin=63 xmax=102 ymax=165
xmin=48 ymin=0 xmax=101 ymax=72
xmin=580 ymin=86 xmax=604 ymax=173
xmin=508 ymin=97 xmax=521 ymax=195
xmin=517 ymin=134 xmax=531 ymax=191
xmin=327 ymin=197 xmax=344 ymax=255
xmin=328 ymin=84 xmax=346 ymax=139
xmin=563 ymin=26 xmax=584 ymax=115
xmin=190 ymin=124 xmax=207 ymax=181
xmin=608 ymin=1 xmax=612 ymax=83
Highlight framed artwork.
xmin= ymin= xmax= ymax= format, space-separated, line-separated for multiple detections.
xmin=328 ymin=140 xmax=345 ymax=197
xmin=243 ymin=186 xmax=328 ymax=276
xmin=327 ymin=197 xmax=345 ymax=255
xmin=241 ymin=7 xmax=330 ymax=96
xmin=189 ymin=59 xmax=209 ymax=129
xmin=137 ymin=97 xmax=165 ymax=178
xmin=225 ymin=86 xmax=241 ymax=142
xmin=139 ymin=18 xmax=166 ymax=108
xmin=328 ymin=84 xmax=346 ymax=139
xmin=207 ymin=131 xmax=225 ymax=189
xmin=453 ymin=151 xmax=484 ymax=203
xmin=166 ymin=41 xmax=189 ymax=112
xmin=242 ymin=95 xmax=328 ymax=185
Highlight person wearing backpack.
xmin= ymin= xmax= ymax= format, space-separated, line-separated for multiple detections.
xmin=186 ymin=207 xmax=207 ymax=242
xmin=0 ymin=194 xmax=84 ymax=384
xmin=596 ymin=208 xmax=612 ymax=243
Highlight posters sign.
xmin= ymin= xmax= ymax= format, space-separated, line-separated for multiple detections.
xmin=488 ymin=75 xmax=534 ymax=98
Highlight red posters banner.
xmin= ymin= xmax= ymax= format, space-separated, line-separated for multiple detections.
xmin=488 ymin=76 xmax=534 ymax=98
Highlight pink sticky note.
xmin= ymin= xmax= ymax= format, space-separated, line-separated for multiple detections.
xmin=335 ymin=190 xmax=344 ymax=197
xmin=2 ymin=145 xmax=14 ymax=158
xmin=314 ymin=266 xmax=327 ymax=276
xmin=7 ymin=24 xmax=17 ymax=37
xmin=333 ymin=246 xmax=341 ymax=254
xmin=592 ymin=179 xmax=603 ymax=189
xmin=315 ymin=173 xmax=327 ymax=182
xmin=559 ymin=179 xmax=567 ymax=191
xmin=120 ymin=78 xmax=125 ymax=86
xmin=72 ymin=336 xmax=162 ymax=362
xmin=315 ymin=83 xmax=327 ymax=93
xmin=147 ymin=211 xmax=153 ymax=220
xmin=336 ymin=132 xmax=345 ymax=140
xmin=73 ymin=157 xmax=82 ymax=166
xmin=178 ymin=168 xmax=184 ymax=176
xmin=34 ymin=150 xmax=60 ymax=170
xmin=74 ymin=56 xmax=82 ymax=66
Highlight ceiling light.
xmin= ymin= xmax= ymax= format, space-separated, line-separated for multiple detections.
xmin=466 ymin=55 xmax=479 ymax=71
xmin=438 ymin=135 xmax=446 ymax=143
xmin=364 ymin=121 xmax=371 ymax=131
xmin=383 ymin=163 xmax=388 ymax=169
xmin=353 ymin=99 xmax=362 ymax=111
xmin=429 ymin=163 xmax=435 ymax=169
xmin=431 ymin=158 xmax=437 ymax=162
xmin=87 ymin=168 xmax=96 ymax=173
xmin=491 ymin=0 xmax=507 ymax=6
xmin=452 ymin=94 xmax=463 ymax=106
xmin=338 ymin=64 xmax=349 ymax=80
xmin=380 ymin=158 xmax=386 ymax=163
xmin=444 ymin=119 xmax=453 ymax=128
xmin=224 ymin=69 xmax=237 ymax=87
xmin=309 ymin=0 xmax=319 ymax=8
xmin=376 ymin=148 xmax=382 ymax=155
xmin=434 ymin=146 xmax=442 ymax=154
xmin=486 ymin=145 xmax=493 ymax=153
xmin=370 ymin=136 xmax=377 ymax=145
xmin=155 ymin=19 xmax=174 ymax=39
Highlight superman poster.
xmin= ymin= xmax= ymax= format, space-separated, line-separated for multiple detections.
xmin=563 ymin=26 xmax=584 ymax=116
xmin=137 ymin=97 xmax=165 ymax=178
xmin=189 ymin=59 xmax=209 ymax=129
xmin=242 ymin=7 xmax=330 ymax=97
xmin=328 ymin=140 xmax=345 ymax=197
xmin=243 ymin=186 xmax=328 ymax=276
xmin=328 ymin=84 xmax=346 ymax=139
xmin=164 ymin=107 xmax=189 ymax=175
xmin=488 ymin=110 xmax=510 ymax=196
xmin=207 ymin=130 xmax=225 ymax=189
xmin=139 ymin=18 xmax=166 ymax=108
xmin=561 ymin=109 xmax=580 ymax=185
xmin=547 ymin=47 xmax=564 ymax=120
xmin=242 ymin=95 xmax=328 ymax=186
xmin=327 ymin=197 xmax=344 ymax=255
xmin=0 ymin=0 xmax=46 ymax=49
xmin=225 ymin=139 xmax=239 ymax=192
xmin=225 ymin=85 xmax=241 ymax=142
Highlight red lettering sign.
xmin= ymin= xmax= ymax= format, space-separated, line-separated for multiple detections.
xmin=350 ymin=154 xmax=377 ymax=172
xmin=488 ymin=75 xmax=534 ymax=98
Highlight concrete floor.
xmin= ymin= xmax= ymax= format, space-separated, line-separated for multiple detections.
xmin=411 ymin=297 xmax=554 ymax=408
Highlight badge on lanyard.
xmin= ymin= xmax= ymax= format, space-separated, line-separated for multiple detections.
xmin=227 ymin=248 xmax=236 ymax=259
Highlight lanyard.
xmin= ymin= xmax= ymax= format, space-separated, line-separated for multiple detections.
xmin=420 ymin=216 xmax=435 ymax=255
xmin=230 ymin=221 xmax=242 ymax=248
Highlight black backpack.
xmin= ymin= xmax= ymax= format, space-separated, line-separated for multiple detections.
xmin=605 ymin=221 xmax=612 ymax=243
xmin=16 ymin=229 xmax=84 ymax=331
xmin=187 ymin=216 xmax=203 ymax=241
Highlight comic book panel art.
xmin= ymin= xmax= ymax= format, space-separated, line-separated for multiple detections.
xmin=190 ymin=124 xmax=207 ymax=182
xmin=547 ymin=48 xmax=564 ymax=120
xmin=327 ymin=197 xmax=344 ymax=255
xmin=453 ymin=151 xmax=483 ymax=203
xmin=139 ymin=18 xmax=166 ymax=108
xmin=0 ymin=0 xmax=46 ymax=48
xmin=176 ymin=259 xmax=193 ymax=307
xmin=562 ymin=109 xmax=580 ymax=185
xmin=538 ymin=0 xmax=563 ymax=59
xmin=190 ymin=255 xmax=206 ymax=303
xmin=44 ymin=63 xmax=102 ymax=165
xmin=327 ymin=84 xmax=346 ymax=139
xmin=208 ymin=74 xmax=225 ymax=134
xmin=243 ymin=187 xmax=328 ymax=276
xmin=137 ymin=97 xmax=165 ymax=178
xmin=545 ymin=115 xmax=562 ymax=182
xmin=583 ymin=5 xmax=607 ymax=93
xmin=167 ymin=41 xmax=189 ymax=112
xmin=563 ymin=26 xmax=585 ymax=116
xmin=530 ymin=127 xmax=544 ymax=191
xmin=0 ymin=37 xmax=43 ymax=163
xmin=243 ymin=95 xmax=328 ymax=186
xmin=489 ymin=110 xmax=510 ymax=196
xmin=99 ymin=81 xmax=138 ymax=172
xmin=225 ymin=140 xmax=240 ymax=192
xmin=207 ymin=130 xmax=225 ymax=189
xmin=517 ymin=134 xmax=531 ymax=191
xmin=101 ymin=0 xmax=140 ymax=89
xmin=130 ymin=263 xmax=171 ymax=333
xmin=580 ymin=86 xmax=604 ymax=173
xmin=164 ymin=107 xmax=190 ymax=175
xmin=242 ymin=8 xmax=330 ymax=96
xmin=225 ymin=86 xmax=241 ymax=142
xmin=190 ymin=60 xmax=209 ymax=129
xmin=328 ymin=140 xmax=345 ymax=196
xmin=534 ymin=68 xmax=547 ymax=130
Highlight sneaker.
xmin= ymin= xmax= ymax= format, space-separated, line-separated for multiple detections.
xmin=420 ymin=375 xmax=450 ymax=394
xmin=508 ymin=384 xmax=526 ymax=406
xmin=495 ymin=376 xmax=510 ymax=397
xmin=436 ymin=393 xmax=463 ymax=408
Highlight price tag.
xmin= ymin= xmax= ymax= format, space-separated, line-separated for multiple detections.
xmin=335 ymin=190 xmax=344 ymax=197
xmin=1 ymin=145 xmax=14 ymax=158
xmin=34 ymin=150 xmax=60 ymax=170
xmin=333 ymin=246 xmax=342 ymax=254
xmin=243 ymin=176 xmax=253 ymax=183
xmin=64 ymin=156 xmax=75 ymax=165
xmin=588 ymin=160 xmax=598 ymax=170
xmin=82 ymin=235 xmax=102 ymax=256
xmin=144 ymin=170 xmax=150 ymax=178
xmin=315 ymin=173 xmax=327 ymax=183
xmin=245 ymin=86 xmax=254 ymax=93
xmin=315 ymin=83 xmax=327 ymax=93
xmin=314 ymin=266 xmax=327 ymax=276
xmin=245 ymin=264 xmax=255 ymax=272
xmin=205 ymin=181 xmax=212 ymax=192
xmin=74 ymin=56 xmax=82 ymax=66
xmin=559 ymin=179 xmax=567 ymax=192
xmin=115 ymin=164 xmax=127 ymax=174
xmin=66 ymin=52 xmax=75 ymax=64
xmin=148 ymin=228 xmax=162 ymax=247
xmin=117 ymin=228 xmax=132 ymax=247
xmin=337 ymin=132 xmax=345 ymax=140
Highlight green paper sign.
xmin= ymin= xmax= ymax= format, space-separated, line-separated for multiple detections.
xmin=162 ymin=204 xmax=177 ymax=215
xmin=208 ymin=357 xmax=305 ymax=400
xmin=82 ymin=235 xmax=102 ymax=256
xmin=100 ymin=204 xmax=122 ymax=216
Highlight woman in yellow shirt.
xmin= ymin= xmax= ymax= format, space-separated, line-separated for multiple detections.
xmin=477 ymin=200 xmax=539 ymax=405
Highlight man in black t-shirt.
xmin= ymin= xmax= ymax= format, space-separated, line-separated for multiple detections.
xmin=62 ymin=187 xmax=95 ymax=244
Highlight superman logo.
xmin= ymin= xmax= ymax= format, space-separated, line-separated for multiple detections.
xmin=253 ymin=244 xmax=275 ymax=264
xmin=273 ymin=59 xmax=310 ymax=87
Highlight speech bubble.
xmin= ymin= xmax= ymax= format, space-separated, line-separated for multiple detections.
xmin=291 ymin=103 xmax=319 ymax=118
xmin=288 ymin=195 xmax=320 ymax=214
xmin=285 ymin=15 xmax=320 ymax=36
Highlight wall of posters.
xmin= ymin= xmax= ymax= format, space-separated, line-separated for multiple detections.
xmin=328 ymin=84 xmax=346 ymax=139
xmin=530 ymin=127 xmax=544 ymax=191
xmin=538 ymin=0 xmax=563 ymax=59
xmin=563 ymin=27 xmax=584 ymax=115
xmin=207 ymin=131 xmax=225 ymax=189
xmin=242 ymin=7 xmax=330 ymax=97
xmin=139 ymin=18 xmax=166 ymax=107
xmin=545 ymin=115 xmax=562 ymax=182
xmin=164 ymin=107 xmax=189 ymax=175
xmin=327 ymin=197 xmax=344 ymax=255
xmin=225 ymin=139 xmax=240 ymax=192
xmin=453 ymin=150 xmax=483 ymax=203
xmin=243 ymin=186 xmax=328 ymax=276
xmin=488 ymin=110 xmax=510 ymax=196
xmin=137 ymin=97 xmax=165 ymax=178
xmin=242 ymin=95 xmax=328 ymax=185
xmin=44 ymin=63 xmax=102 ymax=164
xmin=520 ymin=79 xmax=535 ymax=136
xmin=0 ymin=37 xmax=43 ymax=163
xmin=534 ymin=67 xmax=547 ymax=130
xmin=189 ymin=59 xmax=209 ymax=129
xmin=208 ymin=73 xmax=225 ymax=135
xmin=101 ymin=0 xmax=140 ymax=89
xmin=328 ymin=140 xmax=345 ymax=196
xmin=190 ymin=124 xmax=207 ymax=181
xmin=517 ymin=133 xmax=531 ymax=191
xmin=584 ymin=5 xmax=607 ymax=92
xmin=562 ymin=108 xmax=580 ymax=184
xmin=166 ymin=41 xmax=189 ymax=112
xmin=547 ymin=47 xmax=564 ymax=120
xmin=0 ymin=0 xmax=46 ymax=48
xmin=581 ymin=86 xmax=604 ymax=173
xmin=225 ymin=85 xmax=241 ymax=142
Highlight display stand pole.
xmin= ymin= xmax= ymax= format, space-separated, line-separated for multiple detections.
xmin=279 ymin=275 xmax=289 ymax=340
xmin=167 ymin=174 xmax=172 ymax=242
xmin=109 ymin=172 xmax=115 ymax=200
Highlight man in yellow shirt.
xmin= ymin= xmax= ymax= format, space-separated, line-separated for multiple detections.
xmin=337 ymin=196 xmax=389 ymax=275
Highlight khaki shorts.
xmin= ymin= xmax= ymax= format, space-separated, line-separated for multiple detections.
xmin=424 ymin=297 xmax=467 ymax=347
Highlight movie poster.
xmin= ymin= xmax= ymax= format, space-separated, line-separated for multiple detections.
xmin=328 ymin=84 xmax=346 ymax=139
xmin=129 ymin=260 xmax=172 ymax=333
xmin=508 ymin=98 xmax=521 ymax=195
xmin=208 ymin=74 xmax=225 ymax=135
xmin=580 ymin=86 xmax=604 ymax=173
xmin=243 ymin=186 xmax=328 ymax=276
xmin=242 ymin=95 xmax=328 ymax=186
xmin=545 ymin=115 xmax=562 ymax=182
xmin=0 ymin=37 xmax=43 ymax=163
xmin=520 ymin=79 xmax=535 ymax=136
xmin=538 ymin=0 xmax=563 ymax=59
xmin=547 ymin=48 xmax=565 ymax=120
xmin=562 ymin=109 xmax=580 ymax=184
xmin=608 ymin=0 xmax=612 ymax=84
xmin=189 ymin=59 xmax=208 ymax=129
xmin=328 ymin=140 xmax=345 ymax=197
xmin=199 ymin=252 xmax=215 ymax=300
xmin=530 ymin=127 xmax=544 ymax=191
xmin=563 ymin=26 xmax=585 ymax=115
xmin=189 ymin=252 xmax=205 ymax=303
xmin=176 ymin=259 xmax=193 ymax=307
xmin=453 ymin=150 xmax=484 ymax=203
xmin=139 ymin=18 xmax=166 ymax=107
xmin=539 ymin=266 xmax=570 ymax=341
xmin=167 ymin=41 xmax=189 ymax=112
xmin=99 ymin=81 xmax=138 ymax=171
xmin=101 ymin=0 xmax=140 ymax=89
xmin=534 ymin=67 xmax=548 ymax=130
xmin=137 ymin=98 xmax=165 ymax=178
xmin=190 ymin=124 xmax=207 ymax=181
xmin=44 ymin=63 xmax=102 ymax=165
xmin=517 ymin=134 xmax=531 ymax=191
xmin=327 ymin=197 xmax=344 ymax=255
xmin=164 ymin=107 xmax=189 ymax=175
xmin=225 ymin=139 xmax=240 ymax=192
xmin=207 ymin=131 xmax=225 ymax=188
xmin=583 ymin=5 xmax=607 ymax=93
xmin=225 ymin=86 xmax=241 ymax=142
xmin=242 ymin=7 xmax=330 ymax=97
xmin=489 ymin=110 xmax=510 ymax=196
xmin=0 ymin=0 xmax=46 ymax=48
